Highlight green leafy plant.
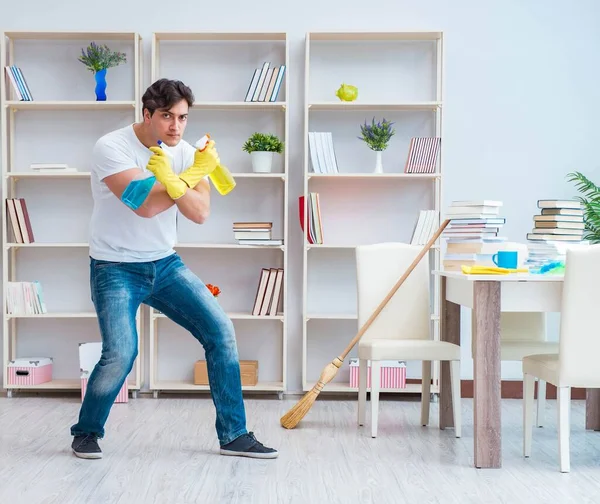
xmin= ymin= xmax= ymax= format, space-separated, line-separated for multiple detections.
xmin=242 ymin=132 xmax=283 ymax=154
xmin=359 ymin=117 xmax=395 ymax=151
xmin=566 ymin=171 xmax=600 ymax=243
xmin=78 ymin=42 xmax=126 ymax=73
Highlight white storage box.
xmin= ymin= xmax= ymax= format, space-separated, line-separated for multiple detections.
xmin=79 ymin=342 xmax=128 ymax=403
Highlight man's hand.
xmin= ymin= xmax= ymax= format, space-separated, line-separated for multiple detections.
xmin=147 ymin=146 xmax=188 ymax=200
xmin=179 ymin=140 xmax=220 ymax=189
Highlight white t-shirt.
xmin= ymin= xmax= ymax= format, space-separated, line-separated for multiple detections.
xmin=89 ymin=124 xmax=196 ymax=262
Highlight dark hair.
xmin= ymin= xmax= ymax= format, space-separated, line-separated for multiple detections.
xmin=142 ymin=78 xmax=194 ymax=116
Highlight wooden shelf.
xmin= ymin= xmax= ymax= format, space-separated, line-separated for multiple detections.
xmin=230 ymin=173 xmax=285 ymax=179
xmin=5 ymin=101 xmax=136 ymax=111
xmin=308 ymin=31 xmax=442 ymax=41
xmin=306 ymin=243 xmax=441 ymax=250
xmin=154 ymin=311 xmax=283 ymax=321
xmin=148 ymin=31 xmax=289 ymax=397
xmin=5 ymin=378 xmax=139 ymax=390
xmin=309 ymin=101 xmax=441 ymax=111
xmin=6 ymin=172 xmax=90 ymax=179
xmin=191 ymin=101 xmax=286 ymax=110
xmin=303 ymin=382 xmax=425 ymax=394
xmin=302 ymin=31 xmax=444 ymax=395
xmin=6 ymin=242 xmax=285 ymax=250
xmin=306 ymin=313 xmax=440 ymax=321
xmin=153 ymin=380 xmax=284 ymax=392
xmin=154 ymin=32 xmax=286 ymax=42
xmin=308 ymin=172 xmax=440 ymax=179
xmin=174 ymin=243 xmax=285 ymax=250
xmin=7 ymin=312 xmax=97 ymax=319
xmin=6 ymin=242 xmax=89 ymax=248
xmin=3 ymin=31 xmax=139 ymax=41
xmin=7 ymin=172 xmax=282 ymax=180
xmin=1 ymin=30 xmax=144 ymax=393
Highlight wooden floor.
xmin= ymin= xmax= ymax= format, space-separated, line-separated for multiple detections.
xmin=1 ymin=393 xmax=600 ymax=503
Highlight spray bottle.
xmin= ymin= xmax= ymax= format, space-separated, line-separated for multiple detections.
xmin=195 ymin=134 xmax=236 ymax=196
xmin=121 ymin=140 xmax=172 ymax=210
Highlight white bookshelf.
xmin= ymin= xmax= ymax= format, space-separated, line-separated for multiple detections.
xmin=148 ymin=32 xmax=288 ymax=398
xmin=1 ymin=31 xmax=144 ymax=396
xmin=302 ymin=31 xmax=444 ymax=394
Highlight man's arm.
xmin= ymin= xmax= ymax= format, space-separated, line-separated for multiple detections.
xmin=104 ymin=168 xmax=211 ymax=223
xmin=104 ymin=168 xmax=175 ymax=218
xmin=174 ymin=178 xmax=211 ymax=224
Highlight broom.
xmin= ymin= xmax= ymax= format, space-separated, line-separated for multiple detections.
xmin=280 ymin=219 xmax=450 ymax=429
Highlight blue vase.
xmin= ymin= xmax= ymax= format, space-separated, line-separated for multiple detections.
xmin=94 ymin=69 xmax=107 ymax=101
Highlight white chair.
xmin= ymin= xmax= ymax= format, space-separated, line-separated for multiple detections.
xmin=355 ymin=242 xmax=461 ymax=438
xmin=523 ymin=244 xmax=600 ymax=472
xmin=498 ymin=312 xmax=558 ymax=427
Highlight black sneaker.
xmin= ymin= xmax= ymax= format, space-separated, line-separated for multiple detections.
xmin=72 ymin=435 xmax=103 ymax=459
xmin=220 ymin=432 xmax=278 ymax=459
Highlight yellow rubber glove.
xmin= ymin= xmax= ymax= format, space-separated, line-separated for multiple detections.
xmin=146 ymin=146 xmax=188 ymax=200
xmin=179 ymin=140 xmax=220 ymax=189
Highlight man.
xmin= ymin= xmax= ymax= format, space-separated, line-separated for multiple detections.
xmin=70 ymin=78 xmax=278 ymax=460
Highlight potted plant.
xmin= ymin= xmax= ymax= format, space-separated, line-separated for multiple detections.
xmin=242 ymin=132 xmax=283 ymax=173
xmin=358 ymin=117 xmax=395 ymax=173
xmin=78 ymin=42 xmax=127 ymax=101
xmin=566 ymin=171 xmax=600 ymax=243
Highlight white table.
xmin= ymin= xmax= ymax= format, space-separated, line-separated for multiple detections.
xmin=433 ymin=271 xmax=600 ymax=469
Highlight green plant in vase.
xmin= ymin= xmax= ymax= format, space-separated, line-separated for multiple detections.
xmin=78 ymin=42 xmax=126 ymax=101
xmin=566 ymin=171 xmax=600 ymax=243
xmin=242 ymin=132 xmax=284 ymax=173
xmin=358 ymin=117 xmax=395 ymax=173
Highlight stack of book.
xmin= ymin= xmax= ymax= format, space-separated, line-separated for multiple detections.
xmin=525 ymin=199 xmax=587 ymax=270
xmin=244 ymin=62 xmax=286 ymax=102
xmin=298 ymin=193 xmax=323 ymax=244
xmin=30 ymin=163 xmax=78 ymax=174
xmin=5 ymin=66 xmax=33 ymax=101
xmin=6 ymin=198 xmax=35 ymax=244
xmin=410 ymin=209 xmax=439 ymax=245
xmin=441 ymin=200 xmax=506 ymax=271
xmin=233 ymin=221 xmax=282 ymax=246
xmin=252 ymin=267 xmax=284 ymax=316
xmin=6 ymin=281 xmax=47 ymax=315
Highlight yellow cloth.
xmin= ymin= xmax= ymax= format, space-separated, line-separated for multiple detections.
xmin=461 ymin=265 xmax=529 ymax=275
xmin=179 ymin=140 xmax=220 ymax=189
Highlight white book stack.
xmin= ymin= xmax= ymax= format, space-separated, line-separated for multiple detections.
xmin=6 ymin=281 xmax=47 ymax=315
xmin=441 ymin=200 xmax=506 ymax=271
xmin=233 ymin=221 xmax=283 ymax=246
xmin=308 ymin=132 xmax=338 ymax=174
xmin=410 ymin=209 xmax=439 ymax=245
xmin=30 ymin=163 xmax=78 ymax=174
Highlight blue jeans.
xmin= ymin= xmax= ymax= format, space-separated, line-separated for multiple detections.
xmin=70 ymin=252 xmax=248 ymax=446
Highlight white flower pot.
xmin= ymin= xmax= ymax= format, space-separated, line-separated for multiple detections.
xmin=251 ymin=151 xmax=274 ymax=173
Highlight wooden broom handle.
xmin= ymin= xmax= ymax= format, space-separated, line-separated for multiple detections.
xmin=338 ymin=219 xmax=450 ymax=361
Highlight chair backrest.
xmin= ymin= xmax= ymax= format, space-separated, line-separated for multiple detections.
xmin=559 ymin=244 xmax=600 ymax=387
xmin=355 ymin=242 xmax=431 ymax=341
xmin=500 ymin=312 xmax=546 ymax=342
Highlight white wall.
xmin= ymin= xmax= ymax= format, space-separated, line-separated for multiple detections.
xmin=2 ymin=0 xmax=600 ymax=391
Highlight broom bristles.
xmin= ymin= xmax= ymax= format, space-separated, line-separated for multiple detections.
xmin=280 ymin=358 xmax=342 ymax=429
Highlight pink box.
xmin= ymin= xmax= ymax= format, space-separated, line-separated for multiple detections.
xmin=81 ymin=376 xmax=128 ymax=403
xmin=8 ymin=357 xmax=53 ymax=386
xmin=349 ymin=358 xmax=407 ymax=389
